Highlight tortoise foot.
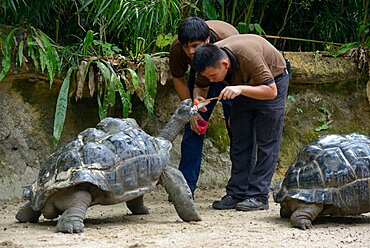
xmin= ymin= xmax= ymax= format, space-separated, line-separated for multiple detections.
xmin=57 ymin=216 xmax=84 ymax=233
xmin=16 ymin=202 xmax=41 ymax=223
xmin=291 ymin=218 xmax=313 ymax=230
xmin=126 ymin=197 xmax=149 ymax=215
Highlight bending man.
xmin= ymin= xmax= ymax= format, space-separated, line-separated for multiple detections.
xmin=192 ymin=34 xmax=289 ymax=211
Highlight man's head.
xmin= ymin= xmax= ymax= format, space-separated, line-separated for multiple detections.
xmin=193 ymin=44 xmax=230 ymax=82
xmin=178 ymin=17 xmax=210 ymax=59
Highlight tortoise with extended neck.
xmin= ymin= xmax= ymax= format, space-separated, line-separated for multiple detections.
xmin=273 ymin=133 xmax=370 ymax=229
xmin=16 ymin=99 xmax=201 ymax=233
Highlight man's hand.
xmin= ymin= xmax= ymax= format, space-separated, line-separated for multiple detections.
xmin=219 ymin=86 xmax=243 ymax=100
xmin=189 ymin=114 xmax=203 ymax=135
xmin=193 ymin=96 xmax=208 ymax=112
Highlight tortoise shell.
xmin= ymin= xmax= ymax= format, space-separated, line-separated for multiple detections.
xmin=25 ymin=117 xmax=172 ymax=211
xmin=273 ymin=133 xmax=370 ymax=214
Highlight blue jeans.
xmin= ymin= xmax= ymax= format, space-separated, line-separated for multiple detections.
xmin=179 ymin=69 xmax=232 ymax=193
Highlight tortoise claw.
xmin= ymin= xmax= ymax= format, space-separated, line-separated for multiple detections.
xmin=57 ymin=216 xmax=84 ymax=233
xmin=292 ymin=219 xmax=313 ymax=230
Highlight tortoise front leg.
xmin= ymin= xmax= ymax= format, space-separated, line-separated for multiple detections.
xmin=15 ymin=202 xmax=42 ymax=223
xmin=126 ymin=196 xmax=149 ymax=215
xmin=279 ymin=201 xmax=293 ymax=219
xmin=55 ymin=190 xmax=92 ymax=233
xmin=160 ymin=166 xmax=201 ymax=222
xmin=289 ymin=199 xmax=323 ymax=230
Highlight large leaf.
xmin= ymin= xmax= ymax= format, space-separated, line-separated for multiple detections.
xmin=37 ymin=29 xmax=60 ymax=88
xmin=17 ymin=40 xmax=24 ymax=67
xmin=83 ymin=30 xmax=94 ymax=55
xmin=26 ymin=36 xmax=39 ymax=71
xmin=96 ymin=60 xmax=117 ymax=120
xmin=0 ymin=28 xmax=17 ymax=81
xmin=144 ymin=54 xmax=157 ymax=115
xmin=144 ymin=54 xmax=157 ymax=99
xmin=116 ymin=79 xmax=131 ymax=118
xmin=96 ymin=61 xmax=111 ymax=120
xmin=126 ymin=67 xmax=139 ymax=91
xmin=53 ymin=67 xmax=73 ymax=147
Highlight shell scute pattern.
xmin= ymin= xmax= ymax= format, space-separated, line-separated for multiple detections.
xmin=28 ymin=117 xmax=171 ymax=210
xmin=274 ymin=133 xmax=370 ymax=211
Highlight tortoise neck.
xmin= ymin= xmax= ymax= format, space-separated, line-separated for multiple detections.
xmin=158 ymin=114 xmax=188 ymax=143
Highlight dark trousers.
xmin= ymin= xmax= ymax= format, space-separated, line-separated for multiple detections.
xmin=226 ymin=71 xmax=289 ymax=204
xmin=179 ymin=69 xmax=232 ymax=193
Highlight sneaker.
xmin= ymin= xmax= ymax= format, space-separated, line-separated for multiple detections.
xmin=235 ymin=198 xmax=269 ymax=211
xmin=212 ymin=195 xmax=241 ymax=210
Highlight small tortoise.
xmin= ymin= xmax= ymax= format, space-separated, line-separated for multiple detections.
xmin=273 ymin=133 xmax=370 ymax=230
xmin=16 ymin=99 xmax=201 ymax=233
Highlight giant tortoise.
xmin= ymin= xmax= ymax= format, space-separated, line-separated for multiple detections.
xmin=16 ymin=99 xmax=201 ymax=233
xmin=273 ymin=133 xmax=370 ymax=229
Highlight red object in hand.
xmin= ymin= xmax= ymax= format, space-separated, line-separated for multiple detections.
xmin=197 ymin=119 xmax=208 ymax=135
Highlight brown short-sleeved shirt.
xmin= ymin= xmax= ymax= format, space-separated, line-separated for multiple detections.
xmin=196 ymin=34 xmax=286 ymax=87
xmin=169 ymin=20 xmax=239 ymax=78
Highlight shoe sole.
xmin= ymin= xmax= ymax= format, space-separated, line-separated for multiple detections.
xmin=212 ymin=205 xmax=236 ymax=210
xmin=235 ymin=205 xmax=269 ymax=211
xmin=212 ymin=203 xmax=237 ymax=210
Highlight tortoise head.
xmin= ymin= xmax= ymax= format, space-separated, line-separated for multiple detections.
xmin=158 ymin=99 xmax=198 ymax=142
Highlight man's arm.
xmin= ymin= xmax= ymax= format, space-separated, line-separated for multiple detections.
xmin=193 ymin=84 xmax=209 ymax=100
xmin=219 ymin=83 xmax=277 ymax=100
xmin=173 ymin=76 xmax=191 ymax=100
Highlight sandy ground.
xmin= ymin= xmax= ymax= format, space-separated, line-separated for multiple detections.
xmin=1 ymin=187 xmax=370 ymax=248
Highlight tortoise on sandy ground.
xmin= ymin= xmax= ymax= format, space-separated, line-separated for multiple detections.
xmin=15 ymin=99 xmax=201 ymax=233
xmin=273 ymin=133 xmax=370 ymax=230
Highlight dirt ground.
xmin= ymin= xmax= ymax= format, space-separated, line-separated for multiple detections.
xmin=1 ymin=188 xmax=370 ymax=248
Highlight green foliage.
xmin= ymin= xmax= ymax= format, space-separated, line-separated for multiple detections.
xmin=237 ymin=23 xmax=266 ymax=35
xmin=53 ymin=67 xmax=73 ymax=148
xmin=82 ymin=30 xmax=94 ymax=56
xmin=330 ymin=42 xmax=361 ymax=57
xmin=0 ymin=27 xmax=61 ymax=86
xmin=116 ymin=78 xmax=131 ymax=118
xmin=155 ymin=33 xmax=177 ymax=49
xmin=128 ymin=37 xmax=146 ymax=62
xmin=83 ymin=0 xmax=182 ymax=52
xmin=92 ymin=40 xmax=122 ymax=56
xmin=33 ymin=28 xmax=61 ymax=87
xmin=0 ymin=28 xmax=17 ymax=81
xmin=17 ymin=40 xmax=24 ymax=67
xmin=24 ymin=27 xmax=61 ymax=88
xmin=143 ymin=54 xmax=157 ymax=115
xmin=0 ymin=0 xmax=368 ymax=146
xmin=315 ymin=107 xmax=332 ymax=132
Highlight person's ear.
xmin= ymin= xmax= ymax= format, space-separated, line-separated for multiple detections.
xmin=221 ymin=59 xmax=229 ymax=69
xmin=205 ymin=36 xmax=210 ymax=44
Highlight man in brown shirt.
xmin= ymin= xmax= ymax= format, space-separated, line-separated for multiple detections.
xmin=192 ymin=34 xmax=289 ymax=211
xmin=169 ymin=17 xmax=238 ymax=195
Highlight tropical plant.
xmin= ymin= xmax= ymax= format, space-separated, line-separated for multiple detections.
xmin=0 ymin=26 xmax=61 ymax=85
xmin=79 ymin=0 xmax=182 ymax=52
xmin=0 ymin=0 xmax=368 ymax=147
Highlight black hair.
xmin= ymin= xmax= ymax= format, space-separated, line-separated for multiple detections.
xmin=192 ymin=43 xmax=226 ymax=73
xmin=177 ymin=17 xmax=210 ymax=45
